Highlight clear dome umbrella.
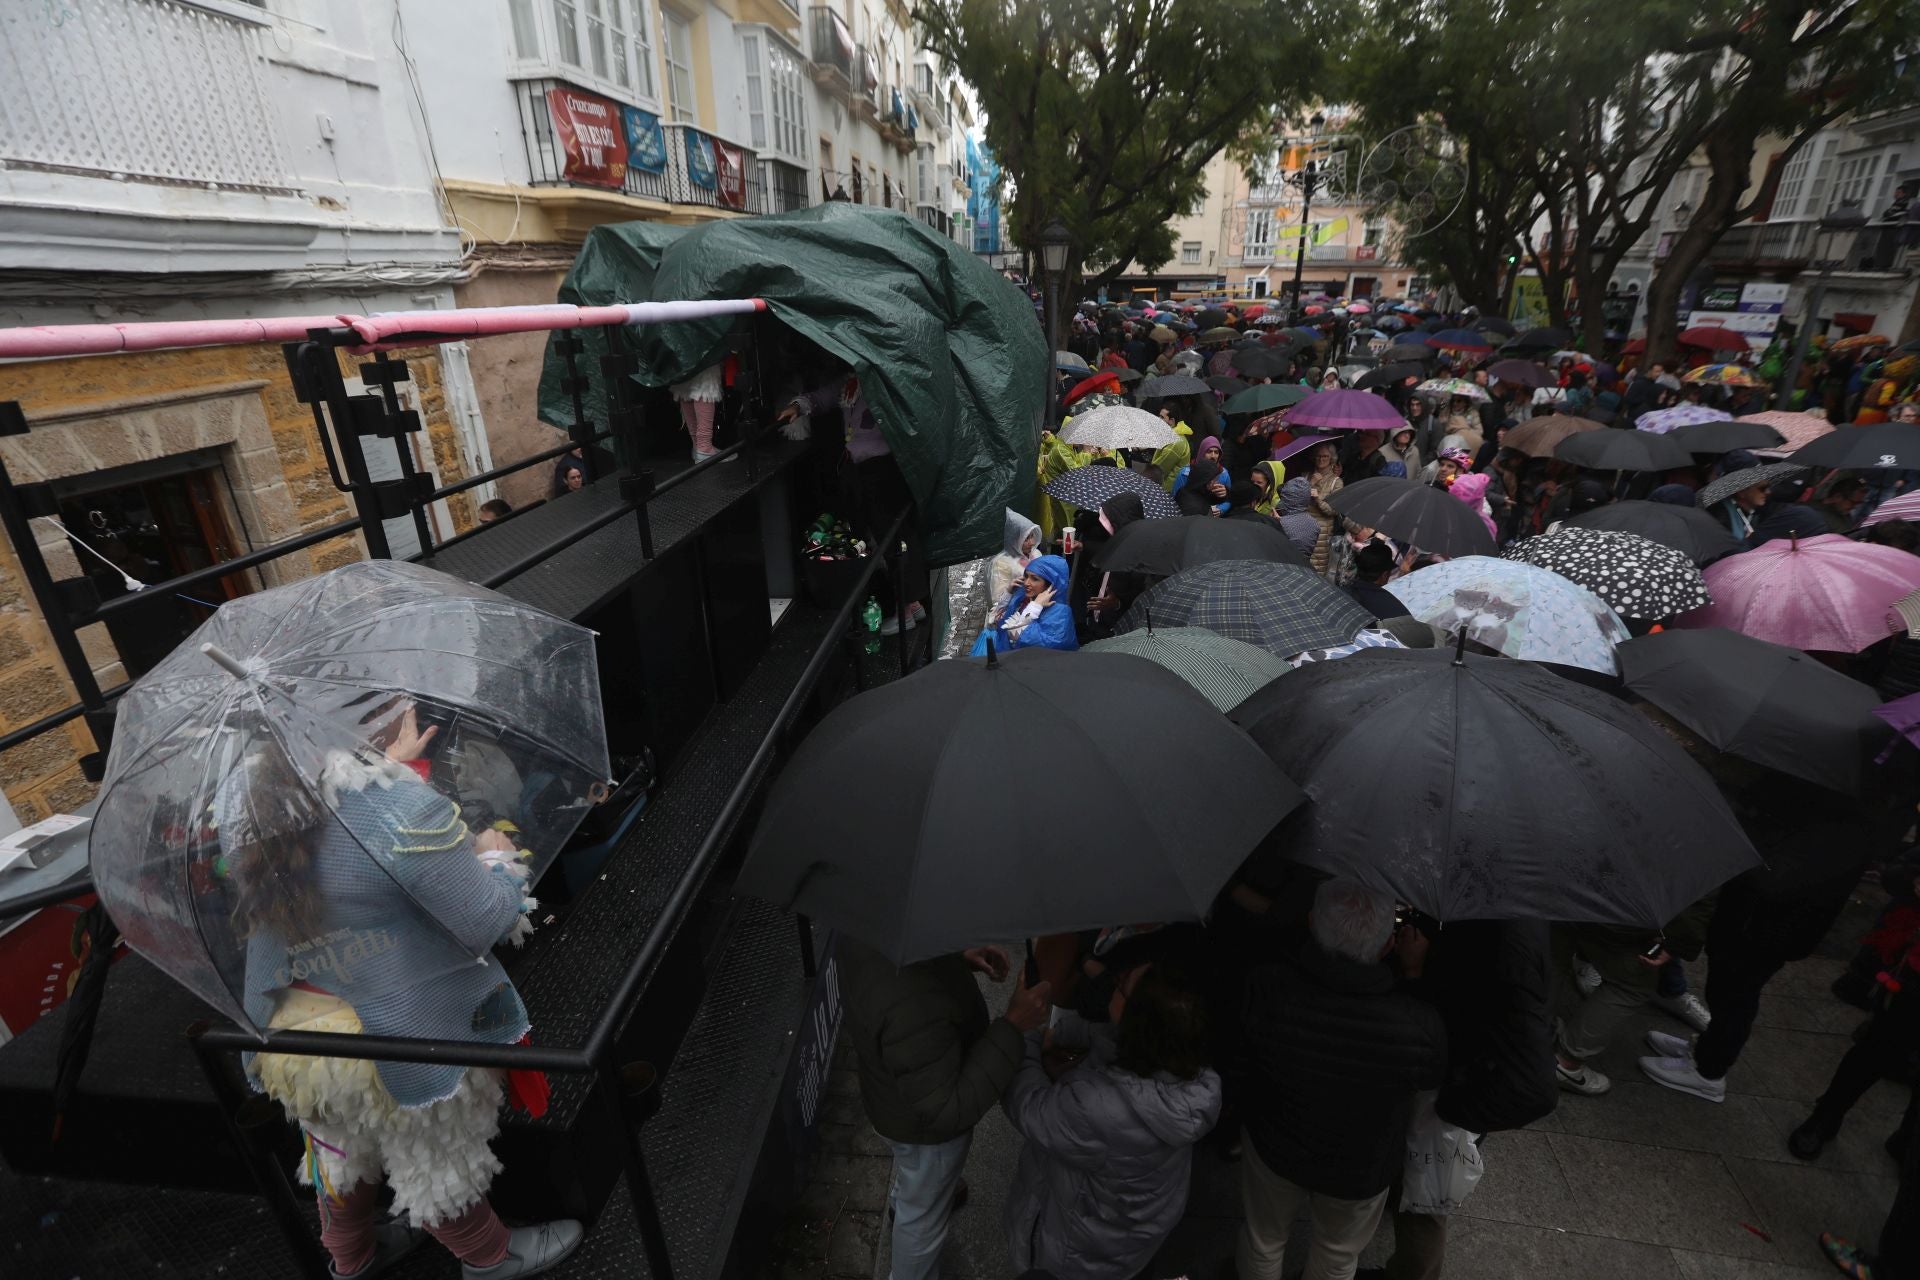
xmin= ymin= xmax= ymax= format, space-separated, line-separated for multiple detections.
xmin=88 ymin=559 xmax=612 ymax=1033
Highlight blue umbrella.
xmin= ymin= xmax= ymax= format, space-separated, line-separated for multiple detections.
xmin=1426 ymin=328 xmax=1492 ymax=351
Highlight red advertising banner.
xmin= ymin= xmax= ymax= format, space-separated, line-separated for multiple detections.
xmin=714 ymin=139 xmax=748 ymax=211
xmin=546 ymin=86 xmax=628 ymax=190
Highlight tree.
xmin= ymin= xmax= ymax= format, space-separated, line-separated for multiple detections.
xmin=916 ymin=0 xmax=1346 ymax=317
xmin=1640 ymin=0 xmax=1919 ymax=364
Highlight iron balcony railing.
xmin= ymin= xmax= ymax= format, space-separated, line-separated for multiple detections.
xmin=807 ymin=6 xmax=855 ymax=86
xmin=514 ymin=77 xmax=671 ymax=204
xmin=663 ymin=122 xmax=767 ymax=213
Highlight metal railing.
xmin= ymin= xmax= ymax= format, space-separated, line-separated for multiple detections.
xmin=663 ymin=122 xmax=766 ymax=213
xmin=514 ymin=77 xmax=671 ymax=204
xmin=807 ymin=6 xmax=854 ymax=86
xmin=763 ymin=158 xmax=811 ymax=213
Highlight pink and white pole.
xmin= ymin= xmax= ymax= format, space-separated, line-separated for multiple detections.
xmin=0 ymin=298 xmax=769 ymax=361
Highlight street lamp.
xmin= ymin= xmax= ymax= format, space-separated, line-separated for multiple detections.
xmin=1777 ymin=203 xmax=1869 ymax=409
xmin=1038 ymin=218 xmax=1073 ymax=424
xmin=1279 ymin=112 xmax=1329 ymax=324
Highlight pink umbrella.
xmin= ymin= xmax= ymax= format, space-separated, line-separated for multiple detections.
xmin=1678 ymin=534 xmax=1920 ymax=652
xmin=1285 ymin=388 xmax=1407 ymax=431
xmin=1346 ymin=301 xmax=1373 ymax=315
xmin=1863 ymin=491 xmax=1920 ymax=528
xmin=1741 ymin=411 xmax=1836 ymax=457
xmin=1636 ymin=404 xmax=1732 ymax=435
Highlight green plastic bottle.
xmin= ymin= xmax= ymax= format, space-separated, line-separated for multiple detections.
xmin=861 ymin=596 xmax=882 ymax=655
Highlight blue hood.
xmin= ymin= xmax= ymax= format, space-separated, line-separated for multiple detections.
xmin=1027 ymin=554 xmax=1071 ymax=595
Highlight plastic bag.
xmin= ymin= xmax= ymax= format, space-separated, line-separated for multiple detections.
xmin=1399 ymin=1091 xmax=1484 ymax=1216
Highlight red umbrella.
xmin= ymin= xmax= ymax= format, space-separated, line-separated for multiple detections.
xmin=1676 ymin=326 xmax=1750 ymax=353
xmin=1063 ymin=371 xmax=1124 ymax=408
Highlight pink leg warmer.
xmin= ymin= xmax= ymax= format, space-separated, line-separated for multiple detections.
xmin=426 ymin=1196 xmax=512 ymax=1268
xmin=318 ymin=1179 xmax=382 ymax=1277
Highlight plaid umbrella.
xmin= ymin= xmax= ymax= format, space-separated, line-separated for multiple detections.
xmin=1044 ymin=464 xmax=1181 ymax=519
xmin=1504 ymin=413 xmax=1604 ymax=458
xmin=1059 ymin=405 xmax=1179 ymax=450
xmin=1391 ymin=556 xmax=1632 ymax=674
xmin=1086 ymin=626 xmax=1293 ymax=712
xmin=1115 ymin=560 xmax=1373 ymax=658
xmin=1503 ymin=528 xmax=1710 ymax=621
xmin=1695 ymin=462 xmax=1810 ymax=510
xmin=1417 ymin=377 xmax=1490 ymax=402
xmin=1138 ymin=374 xmax=1213 ymax=399
xmin=1739 ymin=411 xmax=1833 ymax=456
xmin=1636 ymin=404 xmax=1733 ymax=434
xmin=1683 ymin=363 xmax=1763 ymax=387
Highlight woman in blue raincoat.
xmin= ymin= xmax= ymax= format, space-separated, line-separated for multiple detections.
xmin=971 ymin=554 xmax=1079 ymax=655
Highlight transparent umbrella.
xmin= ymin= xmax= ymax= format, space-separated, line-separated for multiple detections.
xmin=89 ymin=560 xmax=611 ymax=1033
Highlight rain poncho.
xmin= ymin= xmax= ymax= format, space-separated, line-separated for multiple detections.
xmin=1449 ymin=472 xmax=1500 ymax=540
xmin=990 ymin=508 xmax=1043 ymax=612
xmin=1039 ymin=434 xmax=1098 ymax=538
xmin=971 ymin=554 xmax=1078 ymax=655
xmin=1252 ymin=461 xmax=1288 ymax=515
xmin=1151 ymin=427 xmax=1192 ymax=492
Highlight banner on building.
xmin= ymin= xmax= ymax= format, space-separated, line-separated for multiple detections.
xmin=1684 ymin=281 xmax=1789 ymax=351
xmin=623 ymin=105 xmax=667 ymax=175
xmin=1509 ymin=276 xmax=1554 ymax=329
xmin=546 ymin=87 xmax=627 ymax=189
xmin=686 ymin=131 xmax=717 ymax=191
xmin=714 ymin=139 xmax=748 ymax=209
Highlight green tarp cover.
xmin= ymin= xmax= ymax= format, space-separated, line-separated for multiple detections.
xmin=536 ymin=203 xmax=1044 ymax=565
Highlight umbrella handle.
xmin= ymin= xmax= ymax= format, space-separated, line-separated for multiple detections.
xmin=201 ymin=642 xmax=253 ymax=680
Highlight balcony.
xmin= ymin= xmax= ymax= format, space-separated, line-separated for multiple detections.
xmin=808 ymin=7 xmax=855 ymax=94
xmin=1707 ymin=221 xmax=1817 ymax=269
xmin=880 ymin=89 xmax=911 ymax=151
xmin=515 ymin=78 xmax=670 ymax=206
xmin=762 ymin=157 xmax=810 ymax=213
xmin=917 ymin=205 xmax=952 ymax=237
xmin=854 ymin=48 xmax=882 ymax=121
xmin=0 ymin=0 xmax=294 ymax=194
xmin=663 ymin=123 xmax=766 ymax=214
xmin=910 ymin=66 xmax=942 ymax=121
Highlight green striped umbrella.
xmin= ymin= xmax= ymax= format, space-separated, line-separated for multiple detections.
xmin=1085 ymin=626 xmax=1292 ymax=712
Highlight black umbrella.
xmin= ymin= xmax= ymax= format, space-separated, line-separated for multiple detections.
xmin=1472 ymin=316 xmax=1518 ymax=337
xmin=1385 ymin=343 xmax=1437 ymax=364
xmin=51 ymin=905 xmax=118 ymax=1145
xmin=737 ymin=648 xmax=1304 ymax=962
xmin=1229 ymin=647 xmax=1759 ymax=924
xmin=1504 ymin=327 xmax=1573 ymax=351
xmin=1113 ymin=367 xmax=1144 ymax=384
xmin=1665 ymin=419 xmax=1787 ymax=454
xmin=1092 ymin=514 xmax=1308 ymax=575
xmin=1355 ymin=362 xmax=1425 ymax=390
xmin=1137 ymin=374 xmax=1212 ymax=399
xmin=1566 ymin=500 xmax=1742 ymax=566
xmin=1786 ymin=421 xmax=1920 ymax=471
xmin=1116 ymin=560 xmax=1373 ymax=657
xmin=1616 ymin=628 xmax=1892 ymax=796
xmin=1554 ymin=429 xmax=1694 ymax=472
xmin=1486 ymin=358 xmax=1552 ymax=389
xmin=1044 ymin=463 xmax=1181 ymax=519
xmin=1207 ymin=375 xmax=1251 ymax=397
xmin=1231 ymin=350 xmax=1289 ymax=380
xmin=1198 ymin=308 xmax=1230 ymax=330
xmin=1328 ymin=477 xmax=1497 ymax=557
xmin=1694 ymin=462 xmax=1809 ymax=511
xmin=1224 ymin=384 xmax=1311 ymax=415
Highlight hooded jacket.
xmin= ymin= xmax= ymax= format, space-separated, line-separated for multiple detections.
xmin=973 ymin=554 xmax=1079 ymax=655
xmin=991 ymin=508 xmax=1044 ymax=605
xmin=1003 ymin=1020 xmax=1221 ymax=1280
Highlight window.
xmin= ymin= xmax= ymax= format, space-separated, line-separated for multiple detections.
xmin=630 ymin=0 xmax=656 ymax=98
xmin=1363 ymin=220 xmax=1383 ymax=248
xmin=584 ymin=0 xmax=611 ymax=77
xmin=1835 ymin=151 xmax=1887 ymax=209
xmin=553 ymin=0 xmax=582 ymax=64
xmin=1246 ymin=209 xmax=1275 ymax=257
xmin=917 ymin=143 xmax=934 ymax=205
xmin=821 ymin=137 xmax=835 ymax=197
xmin=663 ymin=9 xmax=697 ymax=123
xmin=515 ymin=0 xmax=654 ymax=101
xmin=740 ymin=29 xmax=810 ymax=162
xmin=1181 ymin=241 xmax=1202 ymax=265
xmin=851 ymin=158 xmax=864 ymax=203
xmin=509 ymin=0 xmax=541 ymax=58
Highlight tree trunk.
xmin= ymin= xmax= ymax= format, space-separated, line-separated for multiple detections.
xmin=1645 ymin=129 xmax=1755 ymax=366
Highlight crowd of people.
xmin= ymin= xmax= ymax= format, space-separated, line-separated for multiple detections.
xmin=909 ymin=297 xmax=1920 ymax=1280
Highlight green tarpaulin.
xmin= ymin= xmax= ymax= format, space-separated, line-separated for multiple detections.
xmin=536 ymin=203 xmax=1045 ymax=565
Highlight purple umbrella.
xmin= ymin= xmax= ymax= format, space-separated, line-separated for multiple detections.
xmin=1426 ymin=328 xmax=1493 ymax=353
xmin=1637 ymin=404 xmax=1732 ymax=435
xmin=1876 ymin=689 xmax=1920 ymax=753
xmin=1285 ymin=388 xmax=1407 ymax=432
xmin=1272 ymin=433 xmax=1339 ymax=464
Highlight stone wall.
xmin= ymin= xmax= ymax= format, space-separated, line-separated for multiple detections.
xmin=0 ymin=341 xmax=470 ymax=820
xmin=455 ymin=268 xmax=573 ymax=511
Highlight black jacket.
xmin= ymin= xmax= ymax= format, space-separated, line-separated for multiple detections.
xmin=1347 ymin=578 xmax=1407 ymax=620
xmin=1421 ymin=922 xmax=1557 ymax=1134
xmin=1241 ymin=939 xmax=1448 ymax=1199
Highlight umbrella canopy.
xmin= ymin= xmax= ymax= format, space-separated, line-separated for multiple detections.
xmin=1473 ymin=316 xmax=1519 ymax=337
xmin=1286 ymin=388 xmax=1406 ymax=431
xmin=1786 ymin=421 xmax=1920 ymax=471
xmin=1092 ymin=514 xmax=1308 ymax=575
xmin=1232 ymin=349 xmax=1289 ymax=380
xmin=89 ymin=560 xmax=611 ymax=1034
xmin=1200 ymin=326 xmax=1241 ymax=344
xmin=737 ymin=648 xmax=1304 ymax=963
xmin=1636 ymin=404 xmax=1733 ymax=435
xmin=1346 ymin=301 xmax=1374 ymax=315
xmin=1225 ymin=383 xmax=1312 ymax=415
xmin=1328 ymin=477 xmax=1498 ymax=557
xmin=1505 ymin=413 xmax=1604 ymax=458
xmin=1566 ymin=500 xmax=1742 ymax=566
xmin=1112 ymin=367 xmax=1144 ymax=384
xmin=1426 ymin=328 xmax=1493 ymax=353
xmin=1502 ymin=528 xmax=1709 ymax=621
xmin=1230 ymin=648 xmax=1757 ymax=925
xmin=1059 ymin=404 xmax=1179 ymax=451
xmin=1862 ymin=490 xmax=1920 ymax=528
xmin=1679 ymin=533 xmax=1920 ymax=652
xmin=1739 ymin=411 xmax=1833 ymax=455
xmin=1254 ymin=313 xmax=1287 ymax=326
xmin=1417 ymin=377 xmax=1490 ymax=402
xmin=1391 ymin=556 xmax=1632 ymax=674
xmin=1286 ymin=326 xmax=1327 ymax=345
xmin=1676 ymin=326 xmax=1750 ymax=352
xmin=1617 ymin=628 xmax=1891 ymax=795
xmin=1694 ymin=462 xmax=1810 ymax=511
xmin=1271 ymin=433 xmax=1340 ymax=465
xmin=1206 ymin=375 xmax=1251 ymax=396
xmin=1136 ymin=374 xmax=1213 ymax=399
xmin=1487 ymin=358 xmax=1552 ymax=389
xmin=1085 ymin=626 xmax=1294 ymax=712
xmin=1056 ymin=350 xmax=1092 ymax=373
xmin=1664 ymin=419 xmax=1786 ymax=454
xmin=1116 ymin=560 xmax=1373 ymax=658
xmin=1355 ymin=362 xmax=1425 ymax=390
xmin=1683 ymin=362 xmax=1763 ymax=387
xmin=1830 ymin=333 xmax=1892 ymax=354
xmin=1555 ymin=428 xmax=1694 ymax=472
xmin=1385 ymin=342 xmax=1438 ymax=363
xmin=1504 ymin=327 xmax=1573 ymax=351
xmin=1044 ymin=463 xmax=1181 ymax=519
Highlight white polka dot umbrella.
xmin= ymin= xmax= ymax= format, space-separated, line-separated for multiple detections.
xmin=1502 ymin=528 xmax=1710 ymax=622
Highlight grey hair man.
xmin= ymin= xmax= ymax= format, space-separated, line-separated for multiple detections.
xmin=1236 ymin=881 xmax=1448 ymax=1280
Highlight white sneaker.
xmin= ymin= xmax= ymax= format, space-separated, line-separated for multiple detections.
xmin=461 ymin=1221 xmax=585 ymax=1280
xmin=1639 ymin=1054 xmax=1726 ymax=1103
xmin=1644 ymin=1028 xmax=1692 ymax=1058
xmin=1556 ymin=1060 xmax=1611 ymax=1095
xmin=1651 ymin=991 xmax=1712 ymax=1033
xmin=879 ymin=601 xmax=926 ymax=636
xmin=1573 ymin=958 xmax=1603 ymax=997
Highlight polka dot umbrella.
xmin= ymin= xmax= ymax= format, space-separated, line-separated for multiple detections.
xmin=1503 ymin=528 xmax=1710 ymax=622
